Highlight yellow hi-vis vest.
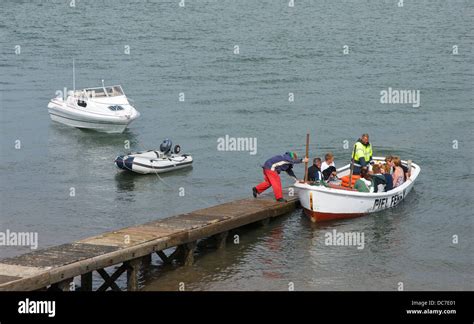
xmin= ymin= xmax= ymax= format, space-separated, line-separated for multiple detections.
xmin=353 ymin=141 xmax=372 ymax=163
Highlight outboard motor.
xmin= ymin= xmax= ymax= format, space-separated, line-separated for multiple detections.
xmin=160 ymin=139 xmax=172 ymax=155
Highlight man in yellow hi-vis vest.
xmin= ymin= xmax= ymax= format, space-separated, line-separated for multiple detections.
xmin=352 ymin=133 xmax=373 ymax=175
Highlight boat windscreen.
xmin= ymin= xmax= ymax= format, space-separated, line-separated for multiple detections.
xmin=106 ymin=86 xmax=124 ymax=97
xmin=86 ymin=86 xmax=124 ymax=98
xmin=86 ymin=88 xmax=107 ymax=98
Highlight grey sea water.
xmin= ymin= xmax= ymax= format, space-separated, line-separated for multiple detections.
xmin=0 ymin=0 xmax=473 ymax=290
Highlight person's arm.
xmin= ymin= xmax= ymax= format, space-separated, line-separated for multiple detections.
xmin=358 ymin=157 xmax=367 ymax=167
xmin=288 ymin=157 xmax=303 ymax=164
xmin=285 ymin=155 xmax=308 ymax=165
xmin=284 ymin=156 xmax=308 ymax=180
xmin=286 ymin=167 xmax=297 ymax=181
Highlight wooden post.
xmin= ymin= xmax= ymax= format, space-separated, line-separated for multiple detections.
xmin=348 ymin=141 xmax=357 ymax=188
xmin=81 ymin=272 xmax=93 ymax=291
xmin=304 ymin=133 xmax=310 ymax=183
xmin=167 ymin=242 xmax=197 ymax=266
xmin=126 ymin=259 xmax=141 ymax=291
xmin=182 ymin=242 xmax=197 ymax=266
xmin=215 ymin=231 xmax=228 ymax=249
xmin=52 ymin=278 xmax=73 ymax=291
xmin=142 ymin=254 xmax=152 ymax=267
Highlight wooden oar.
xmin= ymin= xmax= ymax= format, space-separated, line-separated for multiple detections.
xmin=304 ymin=133 xmax=310 ymax=183
xmin=348 ymin=141 xmax=357 ymax=188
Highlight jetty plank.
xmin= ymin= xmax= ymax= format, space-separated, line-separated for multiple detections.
xmin=0 ymin=189 xmax=299 ymax=291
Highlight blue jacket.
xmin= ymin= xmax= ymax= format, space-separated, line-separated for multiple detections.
xmin=263 ymin=153 xmax=303 ymax=177
xmin=383 ymin=173 xmax=393 ymax=191
xmin=308 ymin=165 xmax=323 ymax=181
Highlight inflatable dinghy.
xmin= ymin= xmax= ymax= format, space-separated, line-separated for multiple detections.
xmin=115 ymin=139 xmax=193 ymax=174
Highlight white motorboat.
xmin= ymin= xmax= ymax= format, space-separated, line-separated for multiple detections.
xmin=294 ymin=157 xmax=420 ymax=222
xmin=47 ymin=84 xmax=140 ymax=133
xmin=115 ymin=139 xmax=193 ymax=174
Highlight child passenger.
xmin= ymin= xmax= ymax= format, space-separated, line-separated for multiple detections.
xmin=321 ymin=153 xmax=337 ymax=182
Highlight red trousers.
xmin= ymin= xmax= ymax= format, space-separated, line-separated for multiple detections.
xmin=255 ymin=169 xmax=282 ymax=200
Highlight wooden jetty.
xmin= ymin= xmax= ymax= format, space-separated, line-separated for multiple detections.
xmin=0 ymin=189 xmax=299 ymax=291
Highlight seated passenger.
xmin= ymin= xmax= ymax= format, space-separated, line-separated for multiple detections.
xmin=392 ymin=157 xmax=405 ymax=188
xmin=354 ymin=168 xmax=373 ymax=192
xmin=397 ymin=156 xmax=411 ymax=181
xmin=321 ymin=153 xmax=337 ymax=181
xmin=381 ymin=164 xmax=393 ymax=191
xmin=308 ymin=158 xmax=323 ymax=182
xmin=371 ymin=164 xmax=386 ymax=193
xmin=385 ymin=155 xmax=394 ymax=174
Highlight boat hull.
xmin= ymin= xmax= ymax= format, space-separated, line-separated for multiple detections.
xmin=115 ymin=152 xmax=193 ymax=174
xmin=48 ymin=100 xmax=139 ymax=134
xmin=303 ymin=209 xmax=365 ymax=222
xmin=294 ymin=158 xmax=420 ymax=222
xmin=49 ymin=111 xmax=130 ymax=133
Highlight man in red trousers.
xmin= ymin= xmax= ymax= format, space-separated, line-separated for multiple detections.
xmin=252 ymin=152 xmax=308 ymax=202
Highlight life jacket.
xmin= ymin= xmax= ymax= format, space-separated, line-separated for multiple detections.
xmin=352 ymin=140 xmax=372 ymax=164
